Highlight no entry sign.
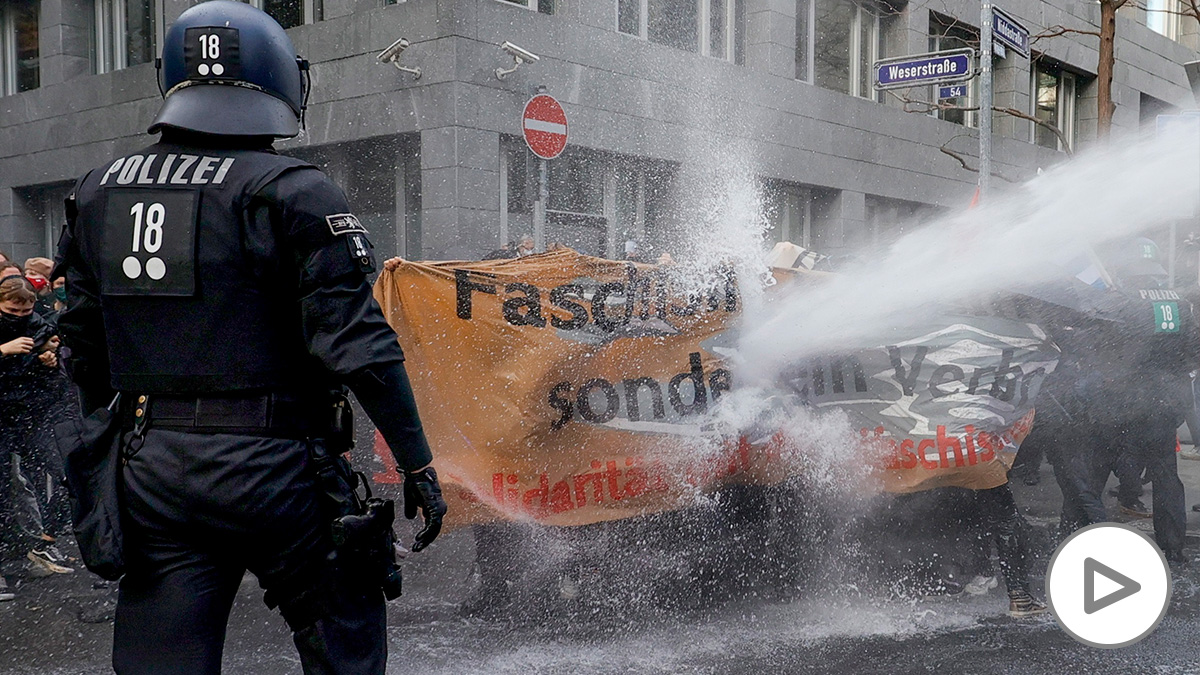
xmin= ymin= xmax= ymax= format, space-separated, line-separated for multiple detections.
xmin=523 ymin=94 xmax=568 ymax=160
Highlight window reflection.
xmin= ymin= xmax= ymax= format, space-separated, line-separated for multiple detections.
xmin=2 ymin=0 xmax=40 ymax=95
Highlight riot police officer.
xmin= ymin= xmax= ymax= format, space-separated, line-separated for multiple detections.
xmin=1092 ymin=237 xmax=1196 ymax=564
xmin=55 ymin=2 xmax=446 ymax=672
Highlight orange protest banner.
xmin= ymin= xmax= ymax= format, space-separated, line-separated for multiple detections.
xmin=374 ymin=249 xmax=1055 ymax=527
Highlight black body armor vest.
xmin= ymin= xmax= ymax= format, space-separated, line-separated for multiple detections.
xmin=71 ymin=142 xmax=324 ymax=394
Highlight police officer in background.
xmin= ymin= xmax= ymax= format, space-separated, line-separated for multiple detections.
xmin=55 ymin=2 xmax=446 ymax=672
xmin=1093 ymin=237 xmax=1197 ymax=565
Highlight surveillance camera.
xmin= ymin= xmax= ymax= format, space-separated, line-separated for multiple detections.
xmin=378 ymin=37 xmax=410 ymax=63
xmin=500 ymin=41 xmax=539 ymax=64
xmin=377 ymin=37 xmax=421 ymax=80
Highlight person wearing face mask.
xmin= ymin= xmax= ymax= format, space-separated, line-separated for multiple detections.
xmin=0 ymin=275 xmax=74 ymax=598
xmin=23 ymin=258 xmax=56 ymax=319
xmin=51 ymin=277 xmax=67 ymax=313
xmin=16 ymin=267 xmax=74 ymax=539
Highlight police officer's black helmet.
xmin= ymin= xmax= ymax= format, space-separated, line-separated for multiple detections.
xmin=1117 ymin=236 xmax=1169 ymax=279
xmin=150 ymin=0 xmax=307 ymax=138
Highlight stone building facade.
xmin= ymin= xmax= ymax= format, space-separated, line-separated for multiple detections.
xmin=1 ymin=0 xmax=1197 ymax=265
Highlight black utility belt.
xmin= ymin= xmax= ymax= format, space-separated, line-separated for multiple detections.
xmin=130 ymin=392 xmax=338 ymax=439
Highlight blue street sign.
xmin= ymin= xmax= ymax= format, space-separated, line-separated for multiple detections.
xmin=1156 ymin=110 xmax=1200 ymax=138
xmin=939 ymin=85 xmax=967 ymax=99
xmin=874 ymin=49 xmax=974 ymax=90
xmin=992 ymin=7 xmax=1030 ymax=58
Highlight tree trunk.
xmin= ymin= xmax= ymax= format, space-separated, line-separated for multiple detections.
xmin=1097 ymin=0 xmax=1119 ymax=140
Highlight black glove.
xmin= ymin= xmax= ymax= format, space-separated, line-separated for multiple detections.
xmin=403 ymin=466 xmax=446 ymax=552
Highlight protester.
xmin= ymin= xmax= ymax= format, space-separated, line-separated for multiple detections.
xmin=624 ymin=238 xmax=642 ymax=261
xmin=22 ymin=258 xmax=55 ymax=318
xmin=23 ymin=257 xmax=52 ymax=284
xmin=50 ymin=276 xmax=67 ymax=314
xmin=0 ymin=274 xmax=74 ymax=600
xmin=482 ymin=242 xmax=518 ymax=260
xmin=964 ymin=483 xmax=1048 ymax=616
xmin=1099 ymin=451 xmax=1150 ymax=518
xmin=1009 ymin=444 xmax=1042 ymax=486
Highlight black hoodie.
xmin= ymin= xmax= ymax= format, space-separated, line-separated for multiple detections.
xmin=0 ymin=310 xmax=57 ymax=403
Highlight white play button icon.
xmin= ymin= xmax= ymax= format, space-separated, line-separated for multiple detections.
xmin=1046 ymin=523 xmax=1171 ymax=648
xmin=1083 ymin=557 xmax=1140 ymax=614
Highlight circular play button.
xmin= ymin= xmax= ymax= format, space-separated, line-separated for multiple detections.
xmin=1045 ymin=523 xmax=1172 ymax=648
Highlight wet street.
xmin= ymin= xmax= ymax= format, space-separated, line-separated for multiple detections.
xmin=5 ymin=457 xmax=1200 ymax=675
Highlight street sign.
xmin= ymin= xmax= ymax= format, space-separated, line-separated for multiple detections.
xmin=1155 ymin=110 xmax=1200 ymax=136
xmin=992 ymin=7 xmax=1030 ymax=58
xmin=939 ymin=84 xmax=967 ymax=99
xmin=523 ymin=94 xmax=568 ymax=160
xmin=873 ymin=49 xmax=974 ymax=90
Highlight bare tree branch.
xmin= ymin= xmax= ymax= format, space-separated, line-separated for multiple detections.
xmin=1031 ymin=24 xmax=1102 ymax=43
xmin=939 ymin=145 xmax=976 ymax=171
xmin=886 ymin=91 xmax=1073 ymax=156
xmin=937 ymin=143 xmax=1020 ymax=183
xmin=995 ymin=106 xmax=1074 ymax=156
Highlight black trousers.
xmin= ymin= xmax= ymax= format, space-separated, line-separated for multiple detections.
xmin=1090 ymin=418 xmax=1186 ymax=558
xmin=975 ymin=483 xmax=1029 ymax=594
xmin=0 ymin=400 xmax=48 ymax=561
xmin=1042 ymin=425 xmax=1107 ymax=534
xmin=113 ymin=430 xmax=386 ymax=675
xmin=1091 ymin=422 xmax=1147 ymax=507
xmin=16 ymin=387 xmax=73 ymax=538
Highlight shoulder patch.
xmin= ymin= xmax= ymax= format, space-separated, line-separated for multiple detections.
xmin=327 ymin=213 xmax=367 ymax=236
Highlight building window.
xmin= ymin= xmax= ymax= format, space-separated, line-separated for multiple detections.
xmin=93 ymin=0 xmax=155 ymax=74
xmin=497 ymin=0 xmax=555 ymax=15
xmin=615 ymin=161 xmax=674 ymax=259
xmin=763 ymin=182 xmax=814 ymax=248
xmin=618 ymin=0 xmax=742 ymax=61
xmin=1031 ymin=61 xmax=1077 ymax=151
xmin=865 ymin=195 xmax=935 ymax=247
xmin=15 ymin=183 xmax=72 ymax=258
xmin=501 ymin=136 xmax=534 ymax=250
xmin=649 ymin=0 xmax=698 ymax=51
xmin=795 ymin=0 xmax=812 ymax=80
xmin=501 ymin=141 xmax=676 ymax=259
xmin=285 ymin=135 xmax=421 ymax=261
xmin=1 ymin=0 xmax=39 ymax=96
xmin=812 ymin=0 xmax=880 ymax=99
xmin=243 ymin=0 xmax=322 ymax=29
xmin=546 ymin=149 xmax=608 ymax=256
xmin=1147 ymin=0 xmax=1180 ymax=40
xmin=929 ymin=14 xmax=977 ymax=127
xmin=1140 ymin=92 xmax=1177 ymax=128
